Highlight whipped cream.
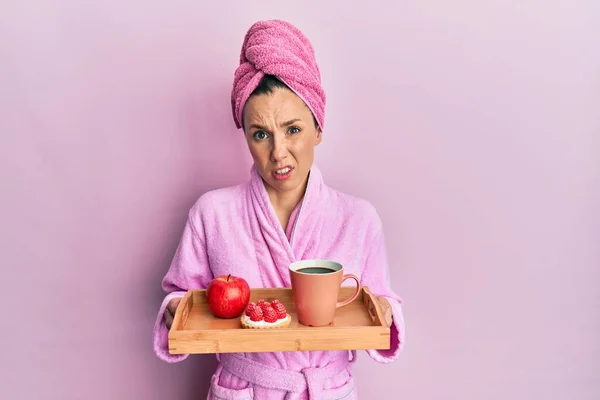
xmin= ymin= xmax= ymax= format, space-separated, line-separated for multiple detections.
xmin=243 ymin=314 xmax=290 ymax=327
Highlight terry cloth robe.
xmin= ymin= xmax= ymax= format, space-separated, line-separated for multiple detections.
xmin=152 ymin=165 xmax=405 ymax=400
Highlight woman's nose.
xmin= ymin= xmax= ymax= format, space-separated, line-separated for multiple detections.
xmin=270 ymin=136 xmax=288 ymax=162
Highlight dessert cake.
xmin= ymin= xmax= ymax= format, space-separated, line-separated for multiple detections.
xmin=241 ymin=299 xmax=292 ymax=329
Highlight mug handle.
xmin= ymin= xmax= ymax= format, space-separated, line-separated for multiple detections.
xmin=336 ymin=274 xmax=361 ymax=308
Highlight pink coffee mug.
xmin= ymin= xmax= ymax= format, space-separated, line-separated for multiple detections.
xmin=289 ymin=259 xmax=361 ymax=327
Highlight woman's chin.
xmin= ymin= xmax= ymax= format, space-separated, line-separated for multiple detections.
xmin=268 ymin=178 xmax=294 ymax=192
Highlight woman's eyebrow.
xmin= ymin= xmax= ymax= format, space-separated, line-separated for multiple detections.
xmin=280 ymin=118 xmax=301 ymax=127
xmin=249 ymin=123 xmax=267 ymax=131
xmin=249 ymin=119 xmax=301 ymax=131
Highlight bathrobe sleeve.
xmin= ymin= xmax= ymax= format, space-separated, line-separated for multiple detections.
xmin=152 ymin=210 xmax=214 ymax=363
xmin=360 ymin=212 xmax=406 ymax=363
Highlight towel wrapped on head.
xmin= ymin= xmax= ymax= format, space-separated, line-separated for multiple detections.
xmin=231 ymin=19 xmax=326 ymax=130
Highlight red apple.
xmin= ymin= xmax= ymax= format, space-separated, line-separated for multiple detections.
xmin=206 ymin=274 xmax=251 ymax=318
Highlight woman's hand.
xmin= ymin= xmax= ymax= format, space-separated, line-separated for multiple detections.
xmin=165 ymin=297 xmax=182 ymax=330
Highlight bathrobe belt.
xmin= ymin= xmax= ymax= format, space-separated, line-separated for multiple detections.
xmin=219 ymin=351 xmax=356 ymax=400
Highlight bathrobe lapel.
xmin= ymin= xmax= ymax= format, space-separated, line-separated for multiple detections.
xmin=248 ymin=164 xmax=327 ymax=287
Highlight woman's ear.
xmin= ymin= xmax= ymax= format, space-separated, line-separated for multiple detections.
xmin=315 ymin=127 xmax=322 ymax=145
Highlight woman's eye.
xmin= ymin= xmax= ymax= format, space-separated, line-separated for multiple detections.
xmin=253 ymin=131 xmax=268 ymax=140
xmin=288 ymin=126 xmax=301 ymax=134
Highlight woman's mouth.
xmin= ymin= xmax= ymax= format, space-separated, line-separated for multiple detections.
xmin=272 ymin=166 xmax=294 ymax=181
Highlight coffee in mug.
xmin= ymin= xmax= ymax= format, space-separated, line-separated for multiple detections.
xmin=289 ymin=259 xmax=361 ymax=327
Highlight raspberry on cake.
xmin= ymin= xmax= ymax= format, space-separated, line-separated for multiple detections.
xmin=245 ymin=302 xmax=256 ymax=317
xmin=248 ymin=305 xmax=263 ymax=322
xmin=271 ymin=301 xmax=287 ymax=319
xmin=240 ymin=300 xmax=292 ymax=329
xmin=263 ymin=305 xmax=278 ymax=323
xmin=258 ymin=301 xmax=272 ymax=314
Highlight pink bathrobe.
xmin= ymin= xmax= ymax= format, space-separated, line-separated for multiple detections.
xmin=153 ymin=165 xmax=405 ymax=400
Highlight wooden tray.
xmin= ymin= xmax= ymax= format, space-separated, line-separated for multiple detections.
xmin=168 ymin=286 xmax=392 ymax=354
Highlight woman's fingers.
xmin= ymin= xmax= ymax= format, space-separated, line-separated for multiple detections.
xmin=167 ymin=298 xmax=181 ymax=315
xmin=165 ymin=308 xmax=174 ymax=330
xmin=164 ymin=297 xmax=182 ymax=330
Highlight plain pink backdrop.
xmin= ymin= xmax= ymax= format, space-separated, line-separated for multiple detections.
xmin=1 ymin=1 xmax=599 ymax=399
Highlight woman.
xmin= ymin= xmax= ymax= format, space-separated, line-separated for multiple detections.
xmin=153 ymin=19 xmax=405 ymax=400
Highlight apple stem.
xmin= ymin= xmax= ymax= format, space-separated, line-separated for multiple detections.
xmin=227 ymin=274 xmax=231 ymax=282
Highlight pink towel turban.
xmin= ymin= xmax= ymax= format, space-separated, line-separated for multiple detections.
xmin=231 ymin=19 xmax=326 ymax=130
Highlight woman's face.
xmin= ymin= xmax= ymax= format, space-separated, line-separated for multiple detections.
xmin=243 ymin=87 xmax=322 ymax=195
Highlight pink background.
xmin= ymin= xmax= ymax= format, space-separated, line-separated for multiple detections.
xmin=1 ymin=1 xmax=599 ymax=399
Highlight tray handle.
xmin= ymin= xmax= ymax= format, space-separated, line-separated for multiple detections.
xmin=363 ymin=287 xmax=393 ymax=328
xmin=171 ymin=291 xmax=193 ymax=332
